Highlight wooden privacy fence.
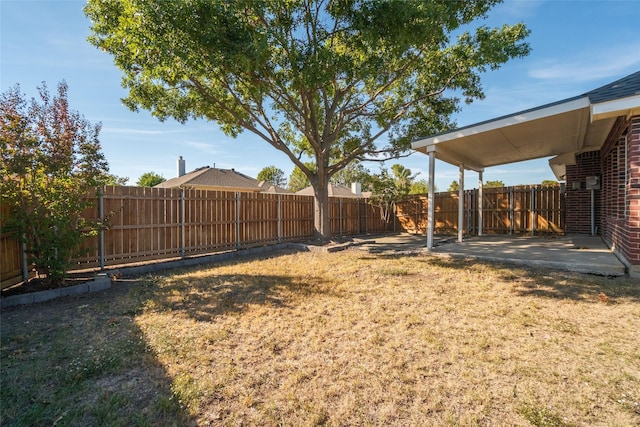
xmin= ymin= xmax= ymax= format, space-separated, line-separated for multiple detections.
xmin=1 ymin=186 xmax=393 ymax=288
xmin=1 ymin=185 xmax=562 ymax=288
xmin=396 ymin=185 xmax=564 ymax=236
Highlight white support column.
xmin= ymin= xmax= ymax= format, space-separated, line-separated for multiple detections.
xmin=427 ymin=148 xmax=436 ymax=250
xmin=478 ymin=171 xmax=484 ymax=237
xmin=458 ymin=165 xmax=464 ymax=243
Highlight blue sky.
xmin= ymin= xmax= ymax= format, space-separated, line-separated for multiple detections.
xmin=2 ymin=0 xmax=639 ymax=190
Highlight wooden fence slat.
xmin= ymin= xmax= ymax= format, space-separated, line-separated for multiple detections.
xmin=1 ymin=184 xmax=564 ymax=288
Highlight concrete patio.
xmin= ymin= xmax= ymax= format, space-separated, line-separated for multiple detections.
xmin=356 ymin=234 xmax=628 ymax=277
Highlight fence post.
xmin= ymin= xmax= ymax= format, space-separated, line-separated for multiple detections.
xmin=509 ymin=187 xmax=514 ymax=235
xmin=277 ymin=194 xmax=282 ymax=244
xmin=236 ymin=192 xmax=241 ymax=250
xmin=415 ymin=197 xmax=419 ymax=234
xmin=99 ymin=187 xmax=105 ymax=270
xmin=20 ymin=238 xmax=28 ymax=282
xmin=365 ymin=199 xmax=369 ymax=234
xmin=339 ymin=198 xmax=343 ymax=236
xmin=180 ymin=189 xmax=186 ymax=258
xmin=357 ymin=199 xmax=361 ymax=235
xmin=530 ymin=187 xmax=536 ymax=236
xmin=393 ymin=203 xmax=397 ymax=232
xmin=468 ymin=190 xmax=472 ymax=235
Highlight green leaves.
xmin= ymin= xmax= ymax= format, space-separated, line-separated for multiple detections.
xmin=257 ymin=166 xmax=287 ymax=187
xmin=136 ymin=171 xmax=166 ymax=187
xmin=0 ymin=82 xmax=108 ymax=285
xmin=85 ymin=0 xmax=530 ymax=237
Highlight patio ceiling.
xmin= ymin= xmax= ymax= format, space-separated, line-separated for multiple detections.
xmin=412 ymin=71 xmax=640 ymax=179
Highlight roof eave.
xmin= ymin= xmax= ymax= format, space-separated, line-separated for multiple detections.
xmin=590 ymin=93 xmax=640 ymax=121
xmin=412 ymin=96 xmax=590 ymax=151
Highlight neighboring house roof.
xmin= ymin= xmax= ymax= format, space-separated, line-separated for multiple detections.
xmin=155 ymin=167 xmax=263 ymax=192
xmin=258 ymin=181 xmax=292 ymax=194
xmin=411 ymin=70 xmax=640 ymax=180
xmin=296 ymin=183 xmax=372 ymax=198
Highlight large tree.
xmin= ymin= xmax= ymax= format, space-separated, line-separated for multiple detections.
xmin=85 ymin=0 xmax=529 ymax=238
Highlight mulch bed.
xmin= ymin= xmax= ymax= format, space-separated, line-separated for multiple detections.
xmin=1 ymin=272 xmax=96 ymax=298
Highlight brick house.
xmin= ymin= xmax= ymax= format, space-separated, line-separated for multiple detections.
xmin=412 ymin=71 xmax=640 ymax=276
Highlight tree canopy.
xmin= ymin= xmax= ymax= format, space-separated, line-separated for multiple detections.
xmin=331 ymin=161 xmax=372 ymax=190
xmin=136 ymin=171 xmax=166 ymax=187
xmin=485 ymin=180 xmax=505 ymax=188
xmin=257 ymin=165 xmax=287 ymax=187
xmin=409 ymin=179 xmax=431 ymax=195
xmin=85 ymin=0 xmax=529 ymax=238
xmin=1 ymin=82 xmax=109 ymax=285
xmin=288 ymin=162 xmax=315 ymax=192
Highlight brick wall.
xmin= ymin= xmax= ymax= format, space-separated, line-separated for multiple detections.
xmin=598 ymin=115 xmax=640 ymax=266
xmin=565 ymin=151 xmax=601 ymax=234
xmin=623 ymin=116 xmax=640 ymax=265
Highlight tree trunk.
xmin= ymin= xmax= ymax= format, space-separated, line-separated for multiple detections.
xmin=311 ymin=169 xmax=331 ymax=240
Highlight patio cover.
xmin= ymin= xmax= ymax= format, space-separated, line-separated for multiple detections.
xmin=411 ymin=71 xmax=640 ymax=249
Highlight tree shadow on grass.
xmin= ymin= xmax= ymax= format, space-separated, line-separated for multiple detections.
xmin=141 ymin=270 xmax=341 ymax=323
xmin=0 ymin=284 xmax=197 ymax=426
xmin=505 ymin=270 xmax=640 ymax=303
xmin=359 ymin=250 xmax=640 ymax=303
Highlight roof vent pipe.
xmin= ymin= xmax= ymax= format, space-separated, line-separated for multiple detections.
xmin=351 ymin=182 xmax=362 ymax=196
xmin=177 ymin=156 xmax=186 ymax=177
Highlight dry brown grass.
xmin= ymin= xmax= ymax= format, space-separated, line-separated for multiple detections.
xmin=136 ymin=249 xmax=640 ymax=426
xmin=2 ymin=248 xmax=639 ymax=426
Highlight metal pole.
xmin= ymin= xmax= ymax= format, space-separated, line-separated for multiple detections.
xmin=427 ymin=149 xmax=436 ymax=249
xmin=590 ymin=189 xmax=595 ymax=236
xmin=357 ymin=199 xmax=361 ymax=235
xmin=466 ymin=190 xmax=471 ymax=236
xmin=236 ymin=192 xmax=241 ymax=250
xmin=531 ymin=187 xmax=536 ymax=236
xmin=365 ymin=199 xmax=368 ymax=234
xmin=277 ymin=194 xmax=282 ymax=244
xmin=458 ymin=165 xmax=464 ymax=242
xmin=21 ymin=238 xmax=28 ymax=282
xmin=393 ymin=203 xmax=398 ymax=233
xmin=509 ymin=187 xmax=514 ymax=235
xmin=180 ymin=189 xmax=185 ymax=258
xmin=478 ymin=171 xmax=483 ymax=237
xmin=339 ymin=198 xmax=343 ymax=236
xmin=99 ymin=187 xmax=105 ymax=270
xmin=415 ymin=196 xmax=419 ymax=234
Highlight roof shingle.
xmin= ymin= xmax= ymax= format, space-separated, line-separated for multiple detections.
xmin=155 ymin=167 xmax=262 ymax=191
xmin=586 ymin=70 xmax=640 ymax=104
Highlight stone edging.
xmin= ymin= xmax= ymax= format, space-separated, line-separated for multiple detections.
xmin=1 ymin=274 xmax=112 ymax=309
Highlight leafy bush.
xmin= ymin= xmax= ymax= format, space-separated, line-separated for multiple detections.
xmin=0 ymin=82 xmax=109 ymax=286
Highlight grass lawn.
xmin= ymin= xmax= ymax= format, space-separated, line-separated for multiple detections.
xmin=1 ymin=248 xmax=639 ymax=426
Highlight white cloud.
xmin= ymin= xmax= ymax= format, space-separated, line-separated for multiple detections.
xmin=103 ymin=127 xmax=184 ymax=135
xmin=183 ymin=140 xmax=220 ymax=156
xmin=529 ymin=42 xmax=640 ymax=83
